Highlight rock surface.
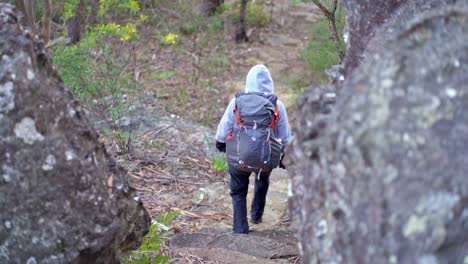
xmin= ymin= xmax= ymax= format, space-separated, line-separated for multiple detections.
xmin=0 ymin=4 xmax=149 ymax=263
xmin=341 ymin=0 xmax=468 ymax=76
xmin=289 ymin=0 xmax=468 ymax=263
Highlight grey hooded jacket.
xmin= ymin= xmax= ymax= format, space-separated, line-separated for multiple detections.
xmin=215 ymin=65 xmax=291 ymax=144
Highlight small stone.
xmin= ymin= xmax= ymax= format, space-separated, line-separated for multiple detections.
xmin=464 ymin=255 xmax=468 ymax=264
xmin=94 ymin=224 xmax=104 ymax=233
xmin=42 ymin=155 xmax=56 ymax=171
xmin=315 ymin=219 xmax=327 ymax=238
xmin=389 ymin=255 xmax=398 ymax=264
xmin=26 ymin=257 xmax=37 ymax=264
xmin=403 ymin=215 xmax=427 ymax=237
xmin=4 ymin=221 xmax=12 ymax=229
xmin=382 ymin=78 xmax=393 ymax=88
xmin=445 ymin=88 xmax=457 ymax=98
xmin=65 ymin=150 xmax=76 ymax=161
xmin=2 ymin=173 xmax=11 ymax=183
xmin=26 ymin=69 xmax=35 ymax=80
xmin=68 ymin=106 xmax=76 ymax=117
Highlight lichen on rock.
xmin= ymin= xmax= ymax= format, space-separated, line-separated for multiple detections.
xmin=0 ymin=4 xmax=150 ymax=263
xmin=14 ymin=117 xmax=44 ymax=144
xmin=289 ymin=0 xmax=468 ymax=263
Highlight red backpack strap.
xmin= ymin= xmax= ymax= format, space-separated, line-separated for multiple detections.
xmin=234 ymin=104 xmax=243 ymax=125
xmin=270 ymin=105 xmax=280 ymax=131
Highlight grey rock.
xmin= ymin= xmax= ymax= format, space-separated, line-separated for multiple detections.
xmin=0 ymin=4 xmax=150 ymax=263
xmin=341 ymin=0 xmax=460 ymax=76
xmin=289 ymin=1 xmax=468 ymax=263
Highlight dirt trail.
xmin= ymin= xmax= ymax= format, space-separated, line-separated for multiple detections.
xmin=166 ymin=2 xmax=321 ymax=263
xmin=110 ymin=1 xmax=322 ymax=263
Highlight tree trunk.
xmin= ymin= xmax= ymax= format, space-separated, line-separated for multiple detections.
xmin=15 ymin=0 xmax=36 ymax=33
xmin=42 ymin=0 xmax=52 ymax=43
xmin=66 ymin=0 xmax=86 ymax=45
xmin=236 ymin=0 xmax=248 ymax=42
xmin=312 ymin=0 xmax=345 ymax=61
xmin=88 ymin=0 xmax=100 ymax=25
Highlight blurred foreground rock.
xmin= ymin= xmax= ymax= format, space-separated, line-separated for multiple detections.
xmin=0 ymin=4 xmax=149 ymax=263
xmin=289 ymin=0 xmax=468 ymax=263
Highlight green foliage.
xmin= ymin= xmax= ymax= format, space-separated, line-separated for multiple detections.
xmin=218 ymin=1 xmax=270 ymax=28
xmin=53 ymin=22 xmax=139 ymax=152
xmin=213 ymin=154 xmax=228 ymax=171
xmin=246 ymin=2 xmax=270 ymax=28
xmin=179 ymin=14 xmax=202 ymax=36
xmin=300 ymin=1 xmax=346 ymax=82
xmin=63 ymin=0 xmax=80 ymax=20
xmin=99 ymin=0 xmax=141 ymax=16
xmin=203 ymin=133 xmax=228 ymax=172
xmin=159 ymin=32 xmax=179 ymax=45
xmin=123 ymin=210 xmax=180 ymax=264
xmin=208 ymin=15 xmax=224 ymax=33
xmin=215 ymin=2 xmax=233 ymax=15
xmin=204 ymin=51 xmax=228 ymax=75
xmin=153 ymin=71 xmax=176 ymax=81
xmin=95 ymin=22 xmax=138 ymax=41
xmin=283 ymin=75 xmax=310 ymax=94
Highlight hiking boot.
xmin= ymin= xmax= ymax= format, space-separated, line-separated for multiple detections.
xmin=250 ymin=218 xmax=262 ymax=224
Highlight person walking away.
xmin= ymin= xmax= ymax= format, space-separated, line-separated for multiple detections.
xmin=215 ymin=64 xmax=291 ymax=234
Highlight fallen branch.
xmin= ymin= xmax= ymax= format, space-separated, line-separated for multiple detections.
xmin=171 ymin=208 xmax=232 ymax=221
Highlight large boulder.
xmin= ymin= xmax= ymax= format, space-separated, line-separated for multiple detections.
xmin=0 ymin=4 xmax=149 ymax=263
xmin=341 ymin=0 xmax=464 ymax=76
xmin=289 ymin=0 xmax=468 ymax=263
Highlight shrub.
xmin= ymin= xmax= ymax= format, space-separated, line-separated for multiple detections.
xmin=300 ymin=2 xmax=345 ymax=82
xmin=123 ymin=210 xmax=181 ymax=264
xmin=53 ymin=23 xmax=139 ymax=152
xmin=246 ymin=1 xmax=270 ymax=28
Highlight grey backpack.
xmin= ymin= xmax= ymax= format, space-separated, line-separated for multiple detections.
xmin=225 ymin=92 xmax=283 ymax=173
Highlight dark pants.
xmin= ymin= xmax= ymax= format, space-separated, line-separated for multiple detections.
xmin=229 ymin=165 xmax=271 ymax=234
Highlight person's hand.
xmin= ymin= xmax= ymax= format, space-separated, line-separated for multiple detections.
xmin=279 ymin=158 xmax=286 ymax=169
xmin=216 ymin=141 xmax=226 ymax=153
xmin=279 ymin=152 xmax=286 ymax=169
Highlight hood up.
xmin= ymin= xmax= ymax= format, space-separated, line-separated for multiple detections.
xmin=245 ymin=64 xmax=274 ymax=94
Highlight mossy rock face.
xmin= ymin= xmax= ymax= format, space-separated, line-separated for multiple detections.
xmin=289 ymin=0 xmax=468 ymax=263
xmin=0 ymin=4 xmax=149 ymax=263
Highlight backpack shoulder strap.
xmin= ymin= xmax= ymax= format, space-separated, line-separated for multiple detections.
xmin=270 ymin=105 xmax=280 ymax=131
xmin=234 ymin=103 xmax=243 ymax=125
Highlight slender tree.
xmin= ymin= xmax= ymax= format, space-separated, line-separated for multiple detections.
xmin=311 ymin=0 xmax=345 ymax=61
xmin=42 ymin=0 xmax=52 ymax=43
xmin=66 ymin=0 xmax=86 ymax=45
xmin=15 ymin=0 xmax=37 ymax=34
xmin=236 ymin=0 xmax=248 ymax=42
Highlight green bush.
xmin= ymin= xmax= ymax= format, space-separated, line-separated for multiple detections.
xmin=53 ymin=24 xmax=138 ymax=152
xmin=300 ymin=4 xmax=345 ymax=83
xmin=123 ymin=210 xmax=181 ymax=264
xmin=229 ymin=1 xmax=270 ymax=28
xmin=213 ymin=154 xmax=228 ymax=171
xmin=246 ymin=2 xmax=270 ymax=28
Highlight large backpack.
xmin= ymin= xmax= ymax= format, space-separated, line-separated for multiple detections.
xmin=225 ymin=92 xmax=283 ymax=173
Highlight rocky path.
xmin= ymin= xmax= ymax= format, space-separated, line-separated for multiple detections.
xmin=164 ymin=2 xmax=321 ymax=263
xmin=111 ymin=1 xmax=322 ymax=263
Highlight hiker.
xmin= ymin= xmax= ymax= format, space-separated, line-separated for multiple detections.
xmin=215 ymin=64 xmax=291 ymax=234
